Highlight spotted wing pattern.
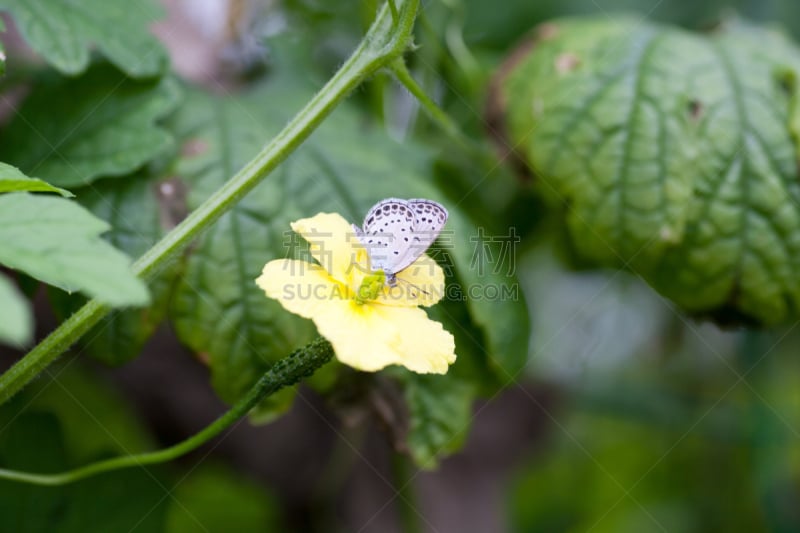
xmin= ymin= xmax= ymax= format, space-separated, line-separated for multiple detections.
xmin=408 ymin=198 xmax=448 ymax=236
xmin=356 ymin=198 xmax=448 ymax=276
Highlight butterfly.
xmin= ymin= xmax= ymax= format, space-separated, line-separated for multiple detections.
xmin=352 ymin=198 xmax=449 ymax=287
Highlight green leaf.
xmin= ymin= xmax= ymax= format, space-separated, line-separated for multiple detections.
xmin=404 ymin=373 xmax=475 ymax=469
xmin=169 ymin=89 xmax=317 ymax=420
xmin=49 ymin=171 xmax=177 ymax=364
xmin=0 ymin=192 xmax=149 ymax=306
xmin=0 ymin=162 xmax=72 ymax=196
xmin=0 ymin=63 xmax=180 ymax=187
xmin=0 ymin=0 xmax=166 ymax=77
xmin=0 ymin=274 xmax=32 ymax=347
xmin=439 ymin=205 xmax=531 ymax=382
xmin=166 ymin=463 xmax=282 ymax=533
xmin=496 ymin=17 xmax=800 ymax=324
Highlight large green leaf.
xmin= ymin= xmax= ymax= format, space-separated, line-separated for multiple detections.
xmin=496 ymin=17 xmax=800 ymax=324
xmin=168 ymin=89 xmax=317 ymax=420
xmin=0 ymin=0 xmax=166 ymax=77
xmin=0 ymin=274 xmax=31 ymax=347
xmin=404 ymin=372 xmax=474 ymax=469
xmin=0 ymin=192 xmax=148 ymax=306
xmin=0 ymin=162 xmax=71 ymax=196
xmin=49 ymin=171 xmax=177 ymax=364
xmin=0 ymin=63 xmax=180 ymax=187
xmin=437 ymin=202 xmax=530 ymax=382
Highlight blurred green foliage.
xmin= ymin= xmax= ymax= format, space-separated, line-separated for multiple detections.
xmin=0 ymin=64 xmax=180 ymax=187
xmin=509 ymin=330 xmax=800 ymax=532
xmin=166 ymin=463 xmax=281 ymax=533
xmin=0 ymin=0 xmax=166 ymax=77
xmin=0 ymin=365 xmax=281 ymax=532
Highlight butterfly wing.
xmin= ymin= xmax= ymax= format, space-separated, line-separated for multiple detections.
xmin=376 ymin=198 xmax=448 ymax=277
xmin=408 ymin=199 xmax=448 ymax=237
xmin=361 ymin=198 xmax=416 ymax=274
xmin=409 ymin=197 xmax=448 ymax=251
xmin=360 ymin=198 xmax=449 ymax=276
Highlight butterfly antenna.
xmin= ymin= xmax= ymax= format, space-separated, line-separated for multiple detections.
xmin=396 ymin=277 xmax=431 ymax=297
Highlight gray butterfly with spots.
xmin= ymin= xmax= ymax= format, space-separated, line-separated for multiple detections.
xmin=352 ymin=198 xmax=448 ymax=286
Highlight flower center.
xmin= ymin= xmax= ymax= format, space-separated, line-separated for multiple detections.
xmin=355 ymin=271 xmax=386 ymax=304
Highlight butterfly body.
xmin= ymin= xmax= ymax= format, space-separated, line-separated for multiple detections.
xmin=352 ymin=198 xmax=448 ymax=284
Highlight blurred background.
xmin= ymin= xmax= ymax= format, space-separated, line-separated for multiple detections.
xmin=3 ymin=0 xmax=800 ymax=531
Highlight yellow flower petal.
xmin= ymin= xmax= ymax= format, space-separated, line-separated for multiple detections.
xmin=313 ymin=300 xmax=455 ymax=373
xmin=290 ymin=213 xmax=366 ymax=285
xmin=376 ymin=304 xmax=456 ymax=373
xmin=375 ymin=254 xmax=446 ymax=307
xmin=312 ymin=300 xmax=404 ymax=372
xmin=256 ymin=259 xmax=350 ymax=318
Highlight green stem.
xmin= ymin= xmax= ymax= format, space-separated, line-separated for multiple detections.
xmin=389 ymin=58 xmax=465 ymax=147
xmin=0 ymin=0 xmax=420 ymax=405
xmin=0 ymin=338 xmax=334 ymax=486
xmin=388 ymin=58 xmax=496 ymax=168
xmin=387 ymin=0 xmax=399 ymax=22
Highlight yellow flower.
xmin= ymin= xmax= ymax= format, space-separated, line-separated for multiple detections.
xmin=255 ymin=212 xmax=456 ymax=373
